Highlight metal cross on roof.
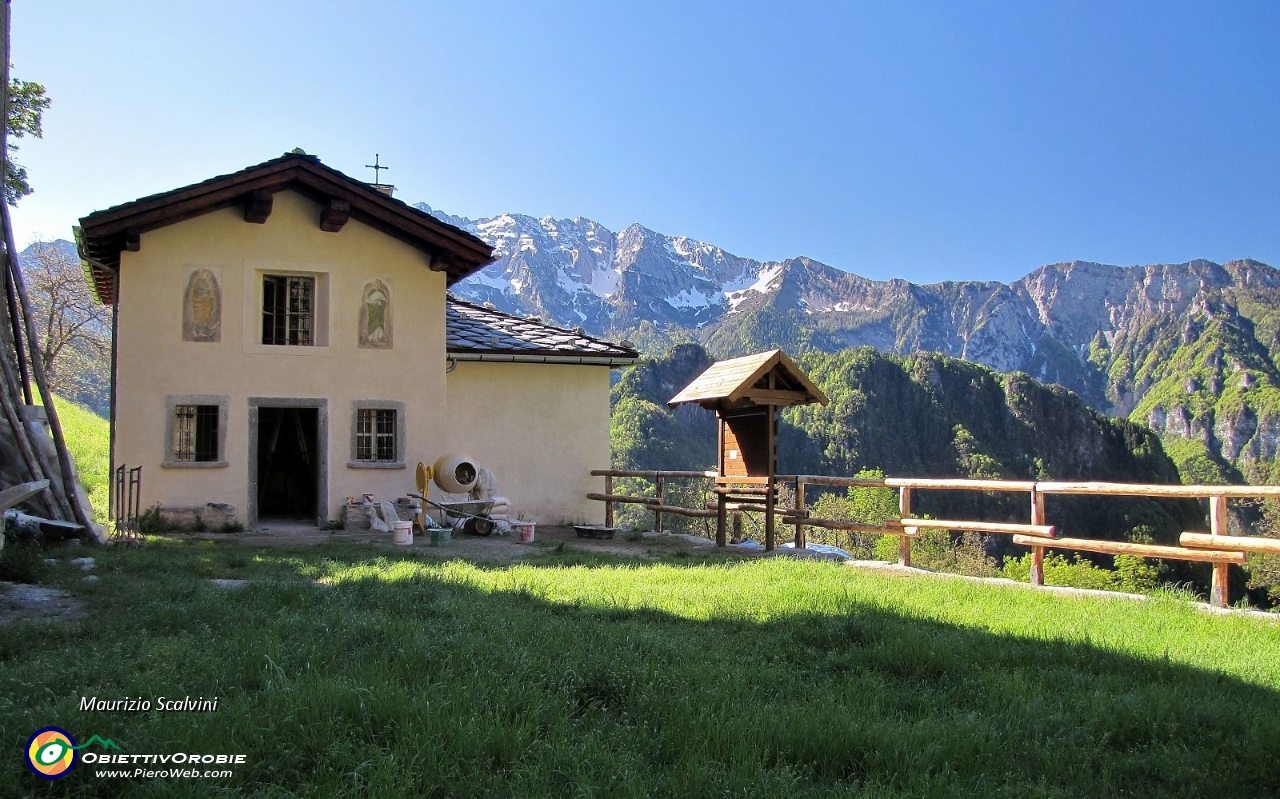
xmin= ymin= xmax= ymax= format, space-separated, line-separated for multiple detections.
xmin=365 ymin=154 xmax=389 ymax=184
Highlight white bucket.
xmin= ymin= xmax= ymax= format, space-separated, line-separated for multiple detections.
xmin=512 ymin=520 xmax=535 ymax=544
xmin=393 ymin=520 xmax=413 ymax=546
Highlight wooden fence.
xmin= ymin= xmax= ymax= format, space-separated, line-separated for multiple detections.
xmin=588 ymin=470 xmax=1280 ymax=608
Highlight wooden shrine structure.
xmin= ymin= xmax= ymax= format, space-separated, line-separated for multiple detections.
xmin=669 ymin=349 xmax=827 ymax=550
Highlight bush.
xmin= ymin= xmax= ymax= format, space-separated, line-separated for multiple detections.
xmin=0 ymin=541 xmax=47 ymax=583
xmin=1001 ymin=552 xmax=1120 ymax=591
xmin=806 ymin=469 xmax=899 ymax=557
xmin=136 ymin=504 xmax=168 ymax=534
xmin=875 ymin=528 xmax=999 ymax=577
xmin=1114 ymin=554 xmax=1161 ymax=593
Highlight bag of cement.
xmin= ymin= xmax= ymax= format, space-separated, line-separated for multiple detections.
xmin=369 ymin=500 xmax=398 ymax=533
xmin=470 ymin=468 xmax=498 ymax=500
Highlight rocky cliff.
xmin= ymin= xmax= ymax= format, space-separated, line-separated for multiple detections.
xmin=428 ymin=205 xmax=1279 ymax=483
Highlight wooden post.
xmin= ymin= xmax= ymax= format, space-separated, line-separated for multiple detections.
xmin=1030 ymin=489 xmax=1046 ymax=586
xmin=1210 ymin=494 xmax=1229 ymax=608
xmin=716 ymin=491 xmax=727 ymax=547
xmin=732 ymin=510 xmax=742 ymax=543
xmin=794 ymin=477 xmax=806 ymax=548
xmin=764 ymin=477 xmax=776 ymax=551
xmin=898 ymin=487 xmax=913 ymax=566
xmin=654 ymin=472 xmax=665 ymax=534
xmin=604 ymin=474 xmax=614 ymax=527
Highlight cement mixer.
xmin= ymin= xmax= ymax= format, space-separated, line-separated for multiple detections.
xmin=412 ymin=454 xmax=510 ymax=536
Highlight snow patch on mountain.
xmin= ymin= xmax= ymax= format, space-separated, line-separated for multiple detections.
xmin=588 ymin=267 xmax=622 ymax=297
xmin=668 ymin=287 xmax=716 ymax=310
xmin=466 ymin=269 xmax=514 ymax=294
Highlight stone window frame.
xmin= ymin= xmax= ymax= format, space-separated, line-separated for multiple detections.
xmin=348 ymin=400 xmax=406 ymax=470
xmin=162 ymin=394 xmax=229 ymax=468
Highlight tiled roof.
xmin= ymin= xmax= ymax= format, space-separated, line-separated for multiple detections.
xmin=446 ymin=296 xmax=639 ymax=362
xmin=81 ymin=152 xmax=488 ymax=252
xmin=78 ymin=151 xmax=494 ymax=303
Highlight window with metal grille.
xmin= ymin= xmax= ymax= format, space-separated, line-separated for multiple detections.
xmin=355 ymin=409 xmax=397 ymax=462
xmin=262 ymin=275 xmax=314 ymax=345
xmin=173 ymin=404 xmax=219 ymax=462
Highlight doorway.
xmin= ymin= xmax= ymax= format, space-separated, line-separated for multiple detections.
xmin=253 ymin=404 xmax=324 ymax=524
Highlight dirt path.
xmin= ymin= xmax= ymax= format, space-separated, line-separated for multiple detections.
xmin=181 ymin=524 xmax=721 ymax=563
xmin=0 ymin=582 xmax=85 ymax=626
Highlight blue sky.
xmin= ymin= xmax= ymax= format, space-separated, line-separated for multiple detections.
xmin=10 ymin=1 xmax=1279 ymax=284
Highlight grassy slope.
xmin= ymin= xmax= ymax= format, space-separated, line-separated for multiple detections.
xmin=50 ymin=395 xmax=111 ymax=522
xmin=3 ymin=541 xmax=1278 ymax=797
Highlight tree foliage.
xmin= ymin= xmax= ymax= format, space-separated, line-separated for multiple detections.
xmin=19 ymin=241 xmax=111 ymax=414
xmin=1245 ymin=499 xmax=1280 ymax=606
xmin=6 ymin=73 xmax=50 ymax=205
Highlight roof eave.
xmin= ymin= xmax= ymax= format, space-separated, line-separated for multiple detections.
xmin=448 ymin=350 xmax=638 ymax=366
xmin=74 ymin=226 xmax=114 ymax=305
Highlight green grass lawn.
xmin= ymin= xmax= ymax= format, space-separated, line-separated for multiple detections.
xmin=4 ymin=541 xmax=1278 ymax=797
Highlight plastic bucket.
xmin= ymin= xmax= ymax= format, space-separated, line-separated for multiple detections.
xmin=393 ymin=520 xmax=413 ymax=546
xmin=430 ymin=526 xmax=451 ymax=546
xmin=512 ymin=520 xmax=536 ymax=544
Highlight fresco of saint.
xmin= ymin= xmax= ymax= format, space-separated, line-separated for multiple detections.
xmin=183 ymin=268 xmax=221 ymax=342
xmin=359 ymin=279 xmax=392 ymax=349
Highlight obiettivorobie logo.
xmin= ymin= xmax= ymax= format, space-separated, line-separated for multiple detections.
xmin=24 ymin=728 xmax=121 ymax=780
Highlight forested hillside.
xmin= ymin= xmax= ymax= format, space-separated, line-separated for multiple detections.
xmin=611 ymin=343 xmax=1205 ymax=564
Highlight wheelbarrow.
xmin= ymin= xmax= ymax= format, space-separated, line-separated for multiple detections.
xmin=409 ymin=494 xmax=497 ymax=536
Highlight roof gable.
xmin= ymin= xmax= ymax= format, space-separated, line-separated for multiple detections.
xmin=77 ymin=152 xmax=495 ymax=303
xmin=668 ymin=349 xmax=828 ymax=408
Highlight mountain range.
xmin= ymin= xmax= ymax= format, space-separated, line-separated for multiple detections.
xmin=428 ymin=204 xmax=1280 ymax=484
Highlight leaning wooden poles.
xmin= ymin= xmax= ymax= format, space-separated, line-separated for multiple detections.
xmin=0 ymin=3 xmax=93 ymax=532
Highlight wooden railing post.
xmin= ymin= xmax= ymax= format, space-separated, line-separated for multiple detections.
xmin=732 ymin=510 xmax=742 ymax=544
xmin=654 ymin=472 xmax=666 ymax=534
xmin=764 ymin=478 xmax=776 ymax=552
xmin=1030 ymin=488 xmax=1046 ymax=586
xmin=898 ymin=487 xmax=913 ymax=566
xmin=794 ymin=477 xmax=806 ymax=549
xmin=604 ymin=474 xmax=614 ymax=527
xmin=1210 ymin=494 xmax=1229 ymax=608
xmin=716 ymin=491 xmax=728 ymax=547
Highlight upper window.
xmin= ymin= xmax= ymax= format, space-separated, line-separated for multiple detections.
xmin=262 ymin=274 xmax=314 ymax=346
xmin=172 ymin=404 xmax=219 ymax=462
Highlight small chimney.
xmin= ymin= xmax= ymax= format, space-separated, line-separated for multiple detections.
xmin=371 ymin=184 xmax=396 ymax=198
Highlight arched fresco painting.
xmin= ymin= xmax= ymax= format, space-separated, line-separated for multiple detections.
xmin=182 ymin=268 xmax=221 ymax=342
xmin=359 ymin=278 xmax=392 ymax=349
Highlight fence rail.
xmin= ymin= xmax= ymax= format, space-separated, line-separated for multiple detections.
xmin=587 ymin=469 xmax=1280 ymax=608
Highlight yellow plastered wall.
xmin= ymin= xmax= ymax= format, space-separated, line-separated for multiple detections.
xmin=113 ymin=190 xmax=447 ymax=524
xmin=444 ymin=361 xmax=609 ymax=525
